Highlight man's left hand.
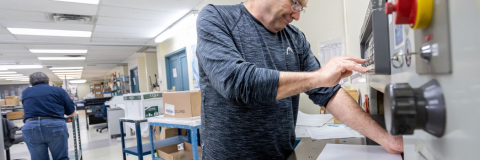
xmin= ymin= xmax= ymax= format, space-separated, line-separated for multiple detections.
xmin=380 ymin=135 xmax=404 ymax=154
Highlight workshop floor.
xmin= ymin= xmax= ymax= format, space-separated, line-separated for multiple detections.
xmin=9 ymin=112 xmax=154 ymax=160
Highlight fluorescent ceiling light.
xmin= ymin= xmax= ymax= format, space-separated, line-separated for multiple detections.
xmin=0 ymin=65 xmax=43 ymax=69
xmin=0 ymin=77 xmax=29 ymax=79
xmin=50 ymin=67 xmax=84 ymax=70
xmin=69 ymin=80 xmax=87 ymax=83
xmin=54 ymin=73 xmax=83 ymax=75
xmin=8 ymin=28 xmax=92 ymax=37
xmin=6 ymin=79 xmax=29 ymax=81
xmin=30 ymin=49 xmax=87 ymax=54
xmin=155 ymin=12 xmax=198 ymax=43
xmin=0 ymin=74 xmax=24 ymax=77
xmin=58 ymin=75 xmax=82 ymax=77
xmin=59 ymin=77 xmax=79 ymax=79
xmin=38 ymin=57 xmax=86 ymax=60
xmin=0 ymin=68 xmax=7 ymax=70
xmin=0 ymin=72 xmax=17 ymax=74
xmin=52 ymin=0 xmax=99 ymax=4
xmin=52 ymin=70 xmax=83 ymax=73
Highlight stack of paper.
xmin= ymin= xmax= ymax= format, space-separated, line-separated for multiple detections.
xmin=316 ymin=144 xmax=402 ymax=160
xmin=307 ymin=125 xmax=363 ymax=140
xmin=296 ymin=111 xmax=333 ymax=127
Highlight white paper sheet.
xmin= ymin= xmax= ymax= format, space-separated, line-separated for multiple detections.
xmin=296 ymin=111 xmax=333 ymax=127
xmin=308 ymin=126 xmax=363 ymax=140
xmin=317 ymin=144 xmax=402 ymax=160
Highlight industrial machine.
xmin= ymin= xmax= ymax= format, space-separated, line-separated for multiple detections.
xmin=357 ymin=0 xmax=479 ymax=159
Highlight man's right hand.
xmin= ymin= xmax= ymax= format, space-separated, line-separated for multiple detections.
xmin=314 ymin=55 xmax=368 ymax=88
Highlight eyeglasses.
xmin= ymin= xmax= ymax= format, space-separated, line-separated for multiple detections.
xmin=291 ymin=0 xmax=306 ymax=13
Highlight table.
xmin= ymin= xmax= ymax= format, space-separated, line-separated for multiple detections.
xmin=148 ymin=116 xmax=201 ymax=160
xmin=288 ymin=137 xmax=366 ymax=160
xmin=119 ymin=118 xmax=149 ymax=160
xmin=1 ymin=106 xmax=23 ymax=121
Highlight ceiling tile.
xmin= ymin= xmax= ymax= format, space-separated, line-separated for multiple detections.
xmin=0 ymin=54 xmax=40 ymax=64
xmin=0 ymin=20 xmax=94 ymax=31
xmin=0 ymin=34 xmax=17 ymax=41
xmin=92 ymin=32 xmax=156 ymax=39
xmin=0 ymin=27 xmax=10 ymax=34
xmin=25 ymin=45 xmax=89 ymax=50
xmin=15 ymin=35 xmax=91 ymax=42
xmin=96 ymin=17 xmax=169 ymax=28
xmin=0 ymin=45 xmax=29 ymax=53
xmin=0 ymin=9 xmax=47 ymax=22
xmin=101 ymin=0 xmax=203 ymax=13
xmin=40 ymin=60 xmax=85 ymax=66
xmin=91 ymin=37 xmax=150 ymax=44
xmin=93 ymin=25 xmax=164 ymax=36
xmin=87 ymin=50 xmax=135 ymax=55
xmin=88 ymin=46 xmax=142 ymax=51
xmin=98 ymin=6 xmax=182 ymax=22
xmin=0 ymin=0 xmax=98 ymax=15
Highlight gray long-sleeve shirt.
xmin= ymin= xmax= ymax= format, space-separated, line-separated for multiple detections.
xmin=196 ymin=4 xmax=341 ymax=159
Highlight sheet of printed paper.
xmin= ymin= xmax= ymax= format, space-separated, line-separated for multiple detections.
xmin=317 ymin=144 xmax=402 ymax=160
xmin=318 ymin=38 xmax=344 ymax=65
xmin=296 ymin=111 xmax=333 ymax=127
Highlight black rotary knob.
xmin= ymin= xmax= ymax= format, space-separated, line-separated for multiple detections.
xmin=384 ymin=79 xmax=446 ymax=137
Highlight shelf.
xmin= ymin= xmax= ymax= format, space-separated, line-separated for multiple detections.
xmin=123 ymin=136 xmax=188 ymax=156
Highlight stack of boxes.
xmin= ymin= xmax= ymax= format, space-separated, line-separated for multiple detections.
xmin=1 ymin=96 xmax=24 ymax=120
xmin=94 ymin=84 xmax=103 ymax=98
xmin=156 ymin=91 xmax=201 ymax=160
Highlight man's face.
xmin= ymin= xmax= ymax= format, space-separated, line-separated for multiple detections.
xmin=269 ymin=0 xmax=307 ymax=32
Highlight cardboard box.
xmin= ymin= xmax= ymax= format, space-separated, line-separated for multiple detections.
xmin=5 ymin=96 xmax=20 ymax=106
xmin=163 ymin=91 xmax=201 ymax=118
xmin=0 ymin=99 xmax=6 ymax=106
xmin=155 ymin=127 xmax=188 ymax=140
xmin=7 ymin=111 xmax=24 ymax=120
xmin=104 ymin=92 xmax=112 ymax=97
xmin=94 ymin=91 xmax=103 ymax=98
xmin=94 ymin=84 xmax=102 ymax=91
xmin=104 ymin=87 xmax=112 ymax=92
xmin=157 ymin=142 xmax=201 ymax=160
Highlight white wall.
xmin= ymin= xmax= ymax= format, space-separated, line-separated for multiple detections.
xmin=76 ymin=83 xmax=91 ymax=99
xmin=157 ymin=25 xmax=197 ymax=91
xmin=290 ymin=0 xmax=347 ymax=114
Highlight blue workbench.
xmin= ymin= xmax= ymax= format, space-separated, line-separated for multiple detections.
xmin=148 ymin=116 xmax=201 ymax=160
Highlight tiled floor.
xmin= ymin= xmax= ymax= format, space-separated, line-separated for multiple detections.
xmin=9 ymin=112 xmax=154 ymax=160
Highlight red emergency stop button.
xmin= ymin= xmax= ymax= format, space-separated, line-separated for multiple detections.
xmin=385 ymin=0 xmax=434 ymax=29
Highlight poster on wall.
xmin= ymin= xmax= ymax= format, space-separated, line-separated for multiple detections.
xmin=69 ymin=84 xmax=77 ymax=94
xmin=318 ymin=38 xmax=344 ymax=65
xmin=188 ymin=44 xmax=200 ymax=89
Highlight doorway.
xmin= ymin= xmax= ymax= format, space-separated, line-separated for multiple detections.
xmin=130 ymin=67 xmax=140 ymax=93
xmin=165 ymin=47 xmax=189 ymax=91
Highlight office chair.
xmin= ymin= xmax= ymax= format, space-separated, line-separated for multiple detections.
xmin=94 ymin=104 xmax=108 ymax=133
xmin=3 ymin=117 xmax=23 ymax=160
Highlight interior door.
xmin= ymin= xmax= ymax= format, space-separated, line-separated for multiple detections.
xmin=130 ymin=68 xmax=140 ymax=93
xmin=166 ymin=48 xmax=189 ymax=91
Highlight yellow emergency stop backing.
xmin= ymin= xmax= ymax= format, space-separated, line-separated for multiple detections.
xmin=412 ymin=0 xmax=434 ymax=29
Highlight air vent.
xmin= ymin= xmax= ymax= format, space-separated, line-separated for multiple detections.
xmin=47 ymin=13 xmax=95 ymax=24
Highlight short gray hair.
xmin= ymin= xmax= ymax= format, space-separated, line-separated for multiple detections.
xmin=29 ymin=72 xmax=49 ymax=86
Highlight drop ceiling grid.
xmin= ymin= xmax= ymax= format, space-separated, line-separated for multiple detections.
xmin=95 ymin=16 xmax=169 ymax=28
xmin=0 ymin=20 xmax=95 ymax=31
xmin=100 ymin=0 xmax=203 ymax=13
xmin=0 ymin=9 xmax=49 ymax=22
xmin=0 ymin=0 xmax=98 ymax=15
xmin=92 ymin=32 xmax=157 ymax=39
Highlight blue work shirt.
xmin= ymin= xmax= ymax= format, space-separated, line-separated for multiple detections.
xmin=22 ymin=83 xmax=75 ymax=123
xmin=196 ymin=4 xmax=341 ymax=159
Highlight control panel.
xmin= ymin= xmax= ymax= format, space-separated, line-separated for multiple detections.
xmin=386 ymin=0 xmax=451 ymax=74
xmin=384 ymin=79 xmax=446 ymax=137
xmin=360 ymin=0 xmax=391 ymax=75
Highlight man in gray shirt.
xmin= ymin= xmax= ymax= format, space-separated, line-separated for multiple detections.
xmin=196 ymin=0 xmax=403 ymax=159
